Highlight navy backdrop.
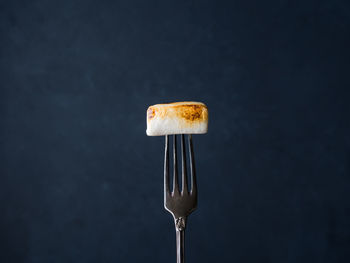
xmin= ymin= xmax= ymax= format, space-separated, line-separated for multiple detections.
xmin=1 ymin=0 xmax=350 ymax=262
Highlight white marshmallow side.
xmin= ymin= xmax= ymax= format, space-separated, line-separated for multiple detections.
xmin=146 ymin=117 xmax=208 ymax=136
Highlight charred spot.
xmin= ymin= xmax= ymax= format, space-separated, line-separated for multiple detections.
xmin=147 ymin=108 xmax=156 ymax=119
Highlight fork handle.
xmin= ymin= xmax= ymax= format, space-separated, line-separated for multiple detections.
xmin=176 ymin=229 xmax=185 ymax=263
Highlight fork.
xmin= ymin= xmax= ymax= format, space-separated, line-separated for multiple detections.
xmin=164 ymin=134 xmax=197 ymax=263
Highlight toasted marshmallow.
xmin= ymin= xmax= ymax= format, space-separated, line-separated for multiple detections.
xmin=146 ymin=101 xmax=208 ymax=136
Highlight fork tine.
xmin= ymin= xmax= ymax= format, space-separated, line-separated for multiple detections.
xmin=173 ymin=135 xmax=180 ymax=194
xmin=181 ymin=134 xmax=188 ymax=194
xmin=188 ymin=134 xmax=197 ymax=195
xmin=164 ymin=135 xmax=170 ymax=194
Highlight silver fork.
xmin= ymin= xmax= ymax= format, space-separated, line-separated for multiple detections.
xmin=164 ymin=134 xmax=197 ymax=263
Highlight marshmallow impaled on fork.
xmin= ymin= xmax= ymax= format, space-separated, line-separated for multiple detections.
xmin=146 ymin=101 xmax=208 ymax=136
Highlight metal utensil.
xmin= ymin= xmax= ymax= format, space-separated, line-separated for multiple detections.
xmin=164 ymin=134 xmax=197 ymax=263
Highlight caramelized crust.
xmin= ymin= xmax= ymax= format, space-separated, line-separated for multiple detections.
xmin=147 ymin=102 xmax=208 ymax=123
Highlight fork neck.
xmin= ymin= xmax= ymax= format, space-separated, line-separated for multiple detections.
xmin=175 ymin=217 xmax=186 ymax=231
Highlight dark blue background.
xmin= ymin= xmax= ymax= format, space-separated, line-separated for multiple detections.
xmin=1 ymin=0 xmax=350 ymax=262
